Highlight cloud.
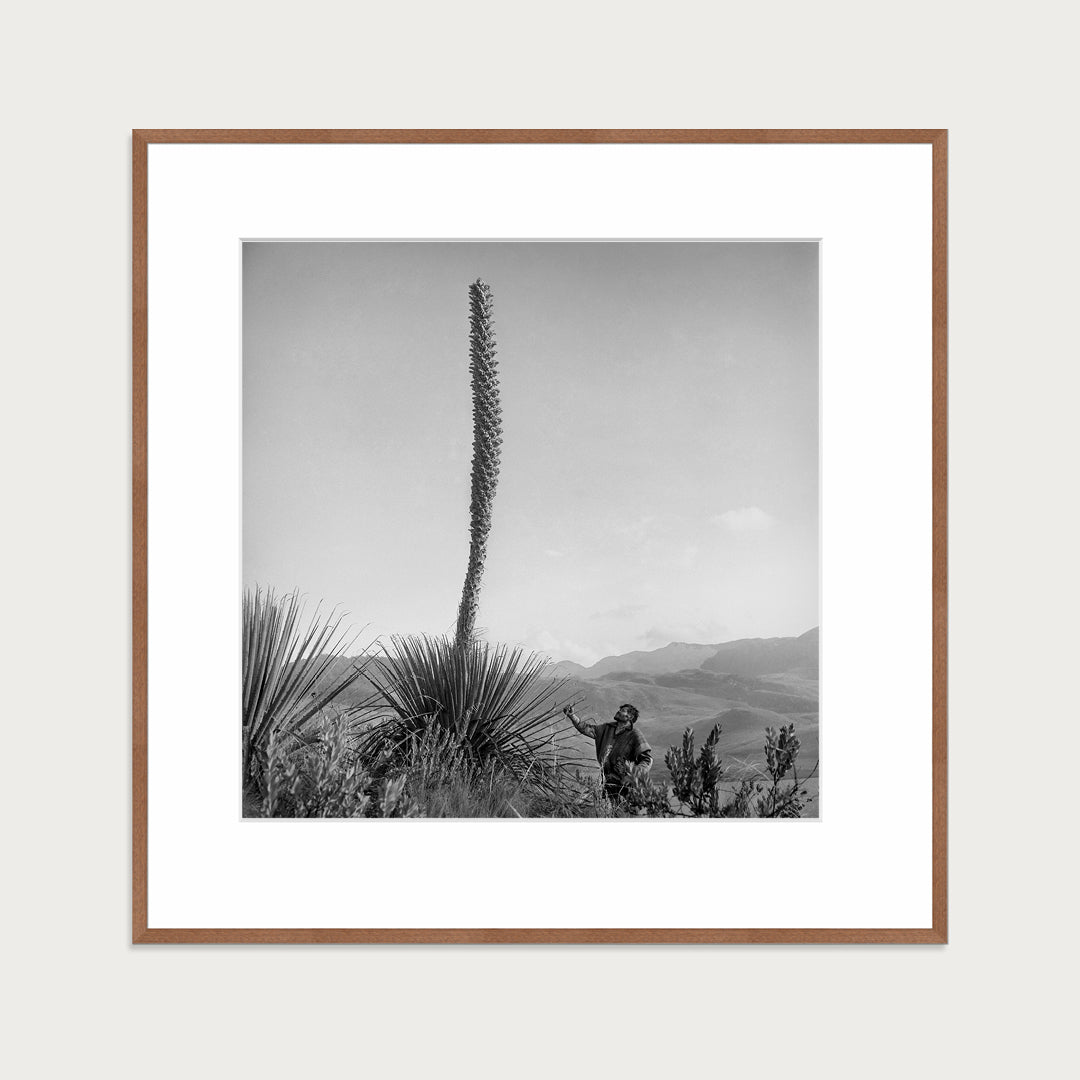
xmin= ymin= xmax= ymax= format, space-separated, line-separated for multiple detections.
xmin=590 ymin=603 xmax=647 ymax=621
xmin=642 ymin=621 xmax=730 ymax=649
xmin=611 ymin=515 xmax=656 ymax=541
xmin=543 ymin=549 xmax=565 ymax=558
xmin=712 ymin=507 xmax=775 ymax=533
xmin=526 ymin=630 xmax=599 ymax=667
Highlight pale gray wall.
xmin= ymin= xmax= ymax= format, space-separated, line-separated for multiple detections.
xmin=6 ymin=2 xmax=1077 ymax=1078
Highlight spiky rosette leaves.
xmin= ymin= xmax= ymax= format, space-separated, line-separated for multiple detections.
xmin=358 ymin=635 xmax=580 ymax=789
xmin=455 ymin=279 xmax=503 ymax=646
xmin=241 ymin=586 xmax=378 ymax=793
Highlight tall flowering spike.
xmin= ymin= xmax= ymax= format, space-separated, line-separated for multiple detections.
xmin=455 ymin=279 xmax=503 ymax=646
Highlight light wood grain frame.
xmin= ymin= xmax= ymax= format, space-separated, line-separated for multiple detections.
xmin=133 ymin=129 xmax=947 ymax=944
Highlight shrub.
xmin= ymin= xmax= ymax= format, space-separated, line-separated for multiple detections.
xmin=665 ymin=723 xmax=724 ymax=816
xmin=661 ymin=721 xmax=815 ymax=818
xmin=754 ymin=723 xmax=811 ymax=818
xmin=261 ymin=709 xmax=421 ymax=818
xmin=615 ymin=771 xmax=674 ymax=817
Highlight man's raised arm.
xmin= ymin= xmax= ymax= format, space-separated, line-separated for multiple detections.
xmin=563 ymin=705 xmax=597 ymax=740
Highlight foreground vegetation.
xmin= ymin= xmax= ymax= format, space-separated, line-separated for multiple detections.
xmin=242 ymin=589 xmax=816 ymax=819
xmin=248 ymin=700 xmax=816 ymax=819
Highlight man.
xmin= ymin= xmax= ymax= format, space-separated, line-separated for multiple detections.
xmin=563 ymin=702 xmax=653 ymax=801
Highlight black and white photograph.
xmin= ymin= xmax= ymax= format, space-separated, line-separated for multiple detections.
xmin=243 ymin=240 xmax=819 ymax=818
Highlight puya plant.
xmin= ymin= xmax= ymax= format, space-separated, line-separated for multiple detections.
xmin=364 ymin=281 xmax=576 ymax=803
xmin=360 ymin=633 xmax=576 ymax=789
xmin=665 ymin=723 xmax=725 ymax=816
xmin=455 ymin=279 xmax=502 ymax=648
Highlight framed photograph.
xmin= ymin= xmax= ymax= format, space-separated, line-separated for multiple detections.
xmin=133 ymin=129 xmax=946 ymax=943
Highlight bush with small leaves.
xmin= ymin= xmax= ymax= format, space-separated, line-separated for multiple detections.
xmin=261 ymin=711 xmax=422 ymax=818
xmin=659 ymin=721 xmax=816 ymax=818
xmin=764 ymin=723 xmax=800 ymax=783
xmin=615 ymin=770 xmax=674 ymax=817
xmin=665 ymin=723 xmax=724 ymax=816
xmin=755 ymin=723 xmax=810 ymax=818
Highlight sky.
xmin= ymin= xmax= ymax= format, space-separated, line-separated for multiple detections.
xmin=243 ymin=241 xmax=818 ymax=667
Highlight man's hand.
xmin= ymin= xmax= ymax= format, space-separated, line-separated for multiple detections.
xmin=563 ymin=704 xmax=596 ymax=740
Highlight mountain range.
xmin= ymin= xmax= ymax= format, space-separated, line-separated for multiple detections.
xmin=553 ymin=627 xmax=818 ymax=681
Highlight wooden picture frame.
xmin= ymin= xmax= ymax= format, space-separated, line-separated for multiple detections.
xmin=133 ymin=129 xmax=946 ymax=944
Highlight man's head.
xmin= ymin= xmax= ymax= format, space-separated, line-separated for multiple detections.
xmin=614 ymin=703 xmax=639 ymax=727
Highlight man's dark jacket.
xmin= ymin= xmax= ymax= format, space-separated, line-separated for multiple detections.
xmin=570 ymin=714 xmax=653 ymax=790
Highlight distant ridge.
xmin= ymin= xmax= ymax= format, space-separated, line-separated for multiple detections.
xmin=700 ymin=627 xmax=818 ymax=677
xmin=552 ymin=628 xmax=818 ymax=681
xmin=549 ymin=659 xmax=588 ymax=678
